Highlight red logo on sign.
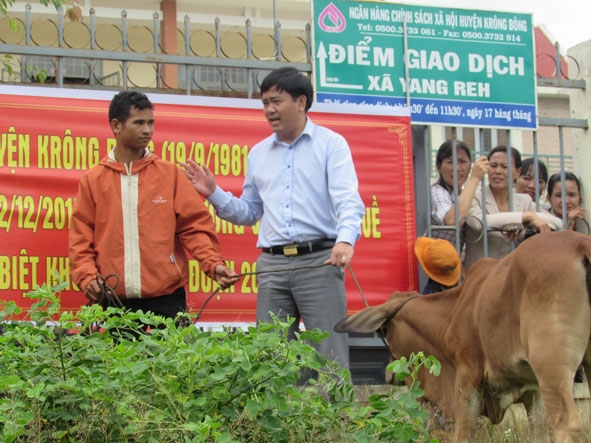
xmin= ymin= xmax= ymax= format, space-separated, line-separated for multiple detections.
xmin=318 ymin=3 xmax=346 ymax=33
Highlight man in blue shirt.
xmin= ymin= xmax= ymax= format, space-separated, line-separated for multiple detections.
xmin=182 ymin=67 xmax=365 ymax=372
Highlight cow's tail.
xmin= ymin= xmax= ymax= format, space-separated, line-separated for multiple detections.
xmin=576 ymin=235 xmax=591 ymax=304
xmin=574 ymin=233 xmax=591 ymax=387
xmin=587 ymin=258 xmax=591 ymax=305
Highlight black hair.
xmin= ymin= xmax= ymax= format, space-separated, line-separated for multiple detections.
xmin=108 ymin=91 xmax=153 ymax=124
xmin=260 ymin=67 xmax=314 ymax=112
xmin=547 ymin=171 xmax=582 ymax=200
xmin=435 ymin=139 xmax=472 ymax=188
xmin=520 ymin=157 xmax=548 ymax=183
xmin=488 ymin=145 xmax=522 ymax=169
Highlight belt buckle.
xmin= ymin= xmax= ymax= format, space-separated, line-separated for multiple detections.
xmin=283 ymin=245 xmax=299 ymax=256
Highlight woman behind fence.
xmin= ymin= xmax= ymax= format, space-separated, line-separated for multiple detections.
xmin=514 ymin=157 xmax=548 ymax=204
xmin=463 ymin=145 xmax=562 ymax=270
xmin=546 ymin=172 xmax=588 ymax=232
xmin=425 ymin=139 xmax=488 ymax=294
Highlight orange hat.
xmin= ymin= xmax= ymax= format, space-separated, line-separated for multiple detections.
xmin=414 ymin=237 xmax=461 ymax=287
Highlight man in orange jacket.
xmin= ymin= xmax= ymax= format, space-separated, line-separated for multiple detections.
xmin=69 ymin=91 xmax=238 ymax=320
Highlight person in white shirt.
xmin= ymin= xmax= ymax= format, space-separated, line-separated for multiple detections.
xmin=182 ymin=67 xmax=365 ymax=372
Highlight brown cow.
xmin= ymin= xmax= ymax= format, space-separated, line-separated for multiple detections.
xmin=335 ymin=230 xmax=591 ymax=443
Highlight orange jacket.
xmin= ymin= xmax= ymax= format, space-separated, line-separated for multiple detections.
xmin=69 ymin=151 xmax=225 ymax=299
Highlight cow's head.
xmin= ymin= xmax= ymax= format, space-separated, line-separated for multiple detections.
xmin=335 ymin=290 xmax=460 ymax=422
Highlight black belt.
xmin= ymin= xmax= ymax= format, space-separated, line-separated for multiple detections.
xmin=261 ymin=239 xmax=336 ymax=256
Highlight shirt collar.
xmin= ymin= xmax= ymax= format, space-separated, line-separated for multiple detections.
xmin=107 ymin=147 xmax=151 ymax=162
xmin=272 ymin=117 xmax=314 ymax=146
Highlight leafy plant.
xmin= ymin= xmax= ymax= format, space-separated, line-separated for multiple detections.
xmin=0 ymin=283 xmax=440 ymax=442
xmin=0 ymin=1 xmax=74 ymax=17
xmin=1 ymin=0 xmax=82 ymax=82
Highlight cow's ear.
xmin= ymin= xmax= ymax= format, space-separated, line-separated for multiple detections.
xmin=334 ymin=306 xmax=390 ymax=333
xmin=333 ymin=317 xmax=350 ymax=333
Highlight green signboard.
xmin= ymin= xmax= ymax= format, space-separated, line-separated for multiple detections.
xmin=312 ymin=0 xmax=537 ymax=129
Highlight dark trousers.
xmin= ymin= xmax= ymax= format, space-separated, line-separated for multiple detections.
xmin=119 ymin=286 xmax=188 ymax=319
xmin=107 ymin=287 xmax=190 ymax=337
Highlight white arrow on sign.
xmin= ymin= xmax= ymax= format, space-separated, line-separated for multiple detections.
xmin=316 ymin=42 xmax=364 ymax=90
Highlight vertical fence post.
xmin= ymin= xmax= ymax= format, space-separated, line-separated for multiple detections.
xmin=153 ymin=12 xmax=161 ymax=89
xmin=184 ymin=15 xmax=191 ymax=95
xmin=246 ymin=19 xmax=253 ymax=98
xmin=121 ymin=10 xmax=128 ymax=90
xmin=89 ymin=8 xmax=96 ymax=85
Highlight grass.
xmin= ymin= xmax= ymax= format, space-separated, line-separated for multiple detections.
xmin=354 ymin=384 xmax=591 ymax=442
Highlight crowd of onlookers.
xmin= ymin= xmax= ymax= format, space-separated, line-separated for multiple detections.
xmin=424 ymin=139 xmax=586 ymax=294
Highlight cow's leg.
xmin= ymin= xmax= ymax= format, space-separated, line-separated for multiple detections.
xmin=521 ymin=390 xmax=551 ymax=443
xmin=538 ymin=386 xmax=582 ymax=443
xmin=528 ymin=333 xmax=587 ymax=441
xmin=524 ymin=280 xmax=590 ymax=442
xmin=524 ymin=353 xmax=582 ymax=442
xmin=528 ymin=355 xmax=584 ymax=443
xmin=452 ymin=366 xmax=482 ymax=443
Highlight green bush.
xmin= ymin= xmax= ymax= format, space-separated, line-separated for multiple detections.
xmin=0 ymin=283 xmax=439 ymax=442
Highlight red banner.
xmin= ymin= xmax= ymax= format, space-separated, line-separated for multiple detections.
xmin=0 ymin=86 xmax=416 ymax=325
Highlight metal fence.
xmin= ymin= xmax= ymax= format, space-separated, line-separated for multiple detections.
xmin=0 ymin=5 xmax=312 ymax=95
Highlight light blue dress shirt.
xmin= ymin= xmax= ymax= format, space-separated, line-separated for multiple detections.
xmin=207 ymin=118 xmax=365 ymax=248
